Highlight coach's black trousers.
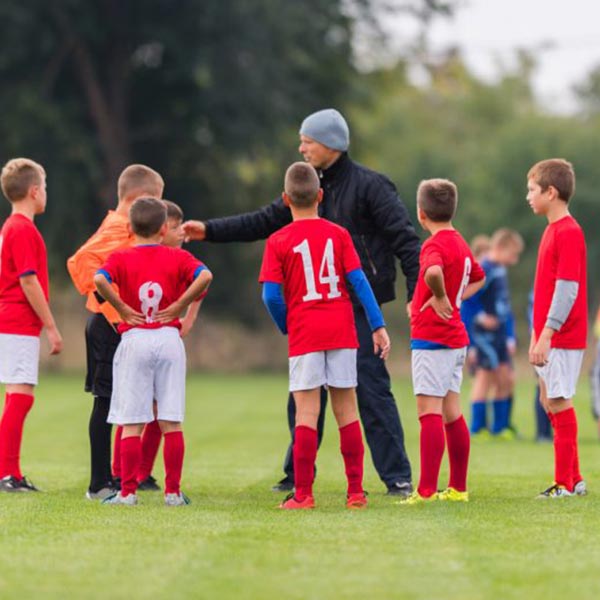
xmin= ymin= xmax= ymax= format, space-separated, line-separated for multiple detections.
xmin=282 ymin=306 xmax=412 ymax=488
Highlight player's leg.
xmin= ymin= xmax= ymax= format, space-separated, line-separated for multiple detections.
xmin=0 ymin=333 xmax=40 ymax=492
xmin=590 ymin=342 xmax=600 ymax=441
xmin=469 ymin=330 xmax=497 ymax=436
xmin=112 ymin=425 xmax=123 ymax=488
xmin=534 ymin=378 xmax=552 ymax=442
xmin=157 ymin=420 xmax=189 ymax=505
xmin=490 ymin=338 xmax=512 ymax=436
xmin=138 ymin=401 xmax=162 ymax=491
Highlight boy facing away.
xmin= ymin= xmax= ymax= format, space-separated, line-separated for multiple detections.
xmin=402 ymin=179 xmax=485 ymax=504
xmin=0 ymin=158 xmax=63 ymax=492
xmin=259 ymin=162 xmax=390 ymax=510
xmin=67 ymin=164 xmax=164 ymax=500
xmin=94 ymin=197 xmax=212 ymax=506
xmin=527 ymin=158 xmax=587 ymax=498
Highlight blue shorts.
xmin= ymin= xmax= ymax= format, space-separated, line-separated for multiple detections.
xmin=470 ymin=328 xmax=509 ymax=371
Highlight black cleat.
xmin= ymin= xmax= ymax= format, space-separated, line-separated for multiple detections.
xmin=112 ymin=477 xmax=122 ymax=491
xmin=386 ymin=481 xmax=413 ymax=498
xmin=137 ymin=475 xmax=161 ymax=491
xmin=0 ymin=474 xmax=40 ymax=492
xmin=271 ymin=477 xmax=294 ymax=492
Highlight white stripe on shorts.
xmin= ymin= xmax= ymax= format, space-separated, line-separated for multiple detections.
xmin=289 ymin=348 xmax=357 ymax=392
xmin=535 ymin=348 xmax=583 ymax=400
xmin=0 ymin=333 xmax=40 ymax=385
xmin=412 ymin=347 xmax=466 ymax=397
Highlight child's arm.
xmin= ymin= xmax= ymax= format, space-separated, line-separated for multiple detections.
xmin=462 ymin=277 xmax=486 ymax=301
xmin=420 ymin=265 xmax=452 ymax=320
xmin=262 ymin=282 xmax=287 ymax=334
xmin=180 ymin=299 xmax=202 ymax=338
xmin=155 ymin=269 xmax=213 ymax=323
xmin=20 ymin=274 xmax=63 ymax=355
xmin=346 ymin=269 xmax=390 ymax=360
xmin=93 ymin=272 xmax=145 ymax=326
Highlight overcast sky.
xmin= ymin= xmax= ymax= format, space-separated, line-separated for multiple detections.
xmin=389 ymin=0 xmax=600 ymax=113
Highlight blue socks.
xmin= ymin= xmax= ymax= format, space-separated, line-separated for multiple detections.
xmin=470 ymin=402 xmax=487 ymax=433
xmin=492 ymin=398 xmax=510 ymax=434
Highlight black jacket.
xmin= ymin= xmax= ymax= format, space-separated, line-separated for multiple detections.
xmin=205 ymin=153 xmax=421 ymax=304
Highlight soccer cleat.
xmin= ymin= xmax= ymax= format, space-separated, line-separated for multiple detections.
xmin=346 ymin=492 xmax=368 ymax=509
xmin=470 ymin=429 xmax=492 ymax=441
xmin=494 ymin=428 xmax=517 ymax=441
xmin=438 ymin=487 xmax=469 ymax=502
xmin=398 ymin=491 xmax=437 ymax=505
xmin=111 ymin=477 xmax=122 ymax=491
xmin=164 ymin=492 xmax=191 ymax=506
xmin=0 ymin=475 xmax=40 ymax=492
xmin=138 ymin=475 xmax=161 ymax=491
xmin=101 ymin=491 xmax=138 ymax=506
xmin=573 ymin=480 xmax=588 ymax=496
xmin=386 ymin=481 xmax=413 ymax=498
xmin=271 ymin=477 xmax=294 ymax=492
xmin=536 ymin=484 xmax=573 ymax=499
xmin=279 ymin=492 xmax=315 ymax=510
xmin=85 ymin=486 xmax=117 ymax=501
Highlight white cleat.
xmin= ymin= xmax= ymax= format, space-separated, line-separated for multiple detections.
xmin=164 ymin=492 xmax=191 ymax=506
xmin=102 ymin=491 xmax=138 ymax=506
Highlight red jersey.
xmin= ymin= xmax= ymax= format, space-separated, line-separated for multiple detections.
xmin=100 ymin=245 xmax=205 ymax=334
xmin=259 ymin=218 xmax=361 ymax=357
xmin=0 ymin=214 xmax=49 ymax=336
xmin=411 ymin=229 xmax=484 ymax=348
xmin=533 ymin=215 xmax=587 ymax=349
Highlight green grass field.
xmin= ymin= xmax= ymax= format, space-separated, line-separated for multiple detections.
xmin=1 ymin=373 xmax=599 ymax=599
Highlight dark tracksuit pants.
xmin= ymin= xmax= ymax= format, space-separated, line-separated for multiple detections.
xmin=283 ymin=306 xmax=412 ymax=488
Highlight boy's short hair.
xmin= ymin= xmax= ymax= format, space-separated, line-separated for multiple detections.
xmin=0 ymin=158 xmax=45 ymax=203
xmin=162 ymin=199 xmax=184 ymax=222
xmin=470 ymin=234 xmax=491 ymax=258
xmin=129 ymin=197 xmax=167 ymax=237
xmin=527 ymin=158 xmax=575 ymax=203
xmin=490 ymin=228 xmax=524 ymax=252
xmin=118 ymin=164 xmax=164 ymax=202
xmin=417 ymin=178 xmax=458 ymax=222
xmin=284 ymin=162 xmax=320 ymax=208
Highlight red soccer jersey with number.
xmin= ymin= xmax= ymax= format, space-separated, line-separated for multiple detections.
xmin=100 ymin=245 xmax=205 ymax=334
xmin=533 ymin=215 xmax=587 ymax=349
xmin=0 ymin=214 xmax=49 ymax=336
xmin=259 ymin=218 xmax=361 ymax=357
xmin=410 ymin=229 xmax=485 ymax=348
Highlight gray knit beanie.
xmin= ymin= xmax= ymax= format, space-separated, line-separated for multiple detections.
xmin=299 ymin=108 xmax=350 ymax=151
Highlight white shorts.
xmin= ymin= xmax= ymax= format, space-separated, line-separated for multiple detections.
xmin=412 ymin=348 xmax=467 ymax=397
xmin=108 ymin=327 xmax=186 ymax=425
xmin=289 ymin=349 xmax=357 ymax=392
xmin=535 ymin=348 xmax=584 ymax=400
xmin=0 ymin=333 xmax=40 ymax=385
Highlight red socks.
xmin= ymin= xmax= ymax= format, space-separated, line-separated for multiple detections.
xmin=112 ymin=425 xmax=123 ymax=480
xmin=445 ymin=415 xmax=470 ymax=492
xmin=163 ymin=431 xmax=185 ymax=494
xmin=120 ymin=435 xmax=142 ymax=497
xmin=293 ymin=425 xmax=317 ymax=500
xmin=138 ymin=419 xmax=162 ymax=482
xmin=553 ymin=408 xmax=578 ymax=491
xmin=0 ymin=393 xmax=34 ymax=479
xmin=418 ymin=413 xmax=445 ymax=498
xmin=339 ymin=420 xmax=364 ymax=495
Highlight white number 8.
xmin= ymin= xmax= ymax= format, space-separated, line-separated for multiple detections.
xmin=139 ymin=281 xmax=163 ymax=323
xmin=455 ymin=257 xmax=472 ymax=309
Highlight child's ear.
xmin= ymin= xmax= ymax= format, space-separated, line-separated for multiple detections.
xmin=126 ymin=222 xmax=134 ymax=236
xmin=316 ymin=189 xmax=324 ymax=204
xmin=282 ymin=192 xmax=291 ymax=207
xmin=159 ymin=222 xmax=168 ymax=237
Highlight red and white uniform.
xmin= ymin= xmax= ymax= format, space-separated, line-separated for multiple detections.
xmin=533 ymin=215 xmax=587 ymax=349
xmin=259 ymin=218 xmax=361 ymax=358
xmin=0 ymin=214 xmax=49 ymax=336
xmin=411 ymin=229 xmax=484 ymax=348
xmin=100 ymin=245 xmax=204 ymax=334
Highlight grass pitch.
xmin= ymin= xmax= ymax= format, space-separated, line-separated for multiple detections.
xmin=1 ymin=372 xmax=599 ymax=599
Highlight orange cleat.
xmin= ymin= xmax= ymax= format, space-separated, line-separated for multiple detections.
xmin=346 ymin=492 xmax=368 ymax=509
xmin=279 ymin=493 xmax=315 ymax=510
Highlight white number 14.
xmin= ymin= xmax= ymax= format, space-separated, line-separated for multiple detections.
xmin=293 ymin=238 xmax=341 ymax=302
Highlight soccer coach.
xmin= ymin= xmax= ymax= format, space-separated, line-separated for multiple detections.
xmin=184 ymin=109 xmax=420 ymax=496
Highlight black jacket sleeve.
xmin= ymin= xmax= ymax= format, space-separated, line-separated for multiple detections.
xmin=366 ymin=175 xmax=421 ymax=301
xmin=204 ymin=196 xmax=292 ymax=242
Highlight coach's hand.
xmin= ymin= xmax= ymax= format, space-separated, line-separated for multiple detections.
xmin=46 ymin=325 xmax=63 ymax=355
xmin=421 ymin=294 xmax=453 ymax=320
xmin=182 ymin=220 xmax=206 ymax=242
xmin=373 ymin=327 xmax=391 ymax=360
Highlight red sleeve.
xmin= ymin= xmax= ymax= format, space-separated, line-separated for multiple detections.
xmin=178 ymin=249 xmax=203 ymax=284
xmin=469 ymin=257 xmax=485 ymax=283
xmin=258 ymin=237 xmax=283 ymax=283
xmin=341 ymin=228 xmax=361 ymax=273
xmin=556 ymin=226 xmax=584 ymax=282
xmin=12 ymin=223 xmax=41 ymax=277
xmin=100 ymin=252 xmax=123 ymax=285
xmin=420 ymin=239 xmax=443 ymax=272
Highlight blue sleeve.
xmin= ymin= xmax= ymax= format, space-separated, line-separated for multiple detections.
xmin=346 ymin=268 xmax=385 ymax=331
xmin=262 ymin=282 xmax=287 ymax=335
xmin=505 ymin=310 xmax=516 ymax=340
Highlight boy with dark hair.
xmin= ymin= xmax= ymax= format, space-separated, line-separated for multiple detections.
xmin=67 ymin=164 xmax=164 ymax=500
xmin=402 ymin=178 xmax=485 ymax=504
xmin=260 ymin=162 xmax=390 ymax=509
xmin=527 ymin=158 xmax=587 ymax=498
xmin=0 ymin=158 xmax=63 ymax=492
xmin=95 ymin=197 xmax=212 ymax=506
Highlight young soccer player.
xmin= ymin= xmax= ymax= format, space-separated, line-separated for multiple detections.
xmin=527 ymin=158 xmax=587 ymax=498
xmin=590 ymin=307 xmax=600 ymax=441
xmin=0 ymin=158 xmax=63 ymax=492
xmin=469 ymin=228 xmax=523 ymax=438
xmin=403 ymin=179 xmax=485 ymax=504
xmin=67 ymin=164 xmax=164 ymax=500
xmin=94 ymin=197 xmax=212 ymax=506
xmin=259 ymin=162 xmax=390 ymax=510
